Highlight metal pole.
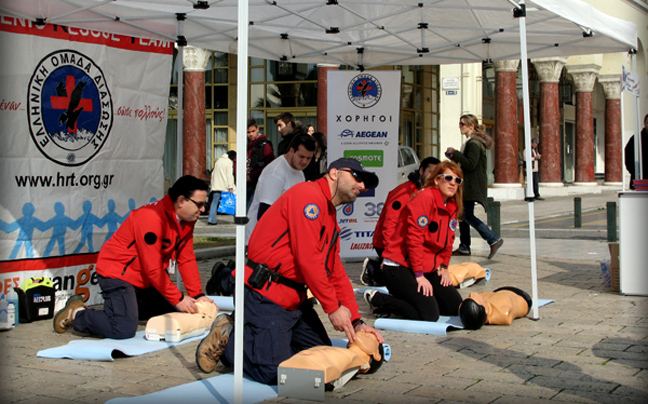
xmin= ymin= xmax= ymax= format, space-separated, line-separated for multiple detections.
xmin=574 ymin=197 xmax=582 ymax=228
xmin=491 ymin=201 xmax=501 ymax=238
xmin=607 ymin=201 xmax=617 ymax=242
xmin=176 ymin=20 xmax=184 ymax=181
xmin=517 ymin=0 xmax=539 ymax=320
xmin=632 ymin=52 xmax=642 ymax=180
xmin=234 ymin=1 xmax=249 ymax=403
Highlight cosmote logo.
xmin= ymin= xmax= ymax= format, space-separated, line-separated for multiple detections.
xmin=27 ymin=49 xmax=113 ymax=166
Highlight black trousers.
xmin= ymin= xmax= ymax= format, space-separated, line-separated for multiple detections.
xmin=372 ymin=265 xmax=462 ymax=321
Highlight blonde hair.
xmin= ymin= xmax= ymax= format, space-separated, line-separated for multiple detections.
xmin=424 ymin=160 xmax=463 ymax=219
xmin=460 ymin=114 xmax=493 ymax=150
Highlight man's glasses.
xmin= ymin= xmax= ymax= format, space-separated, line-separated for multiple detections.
xmin=438 ymin=174 xmax=463 ymax=185
xmin=187 ymin=197 xmax=207 ymax=209
xmin=339 ymin=169 xmax=362 ymax=183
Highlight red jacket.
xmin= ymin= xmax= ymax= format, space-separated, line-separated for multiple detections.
xmin=382 ymin=188 xmax=458 ymax=277
xmin=372 ymin=180 xmax=418 ymax=250
xmin=241 ymin=177 xmax=360 ymax=321
xmin=246 ymin=134 xmax=275 ymax=187
xmin=96 ymin=195 xmax=203 ymax=305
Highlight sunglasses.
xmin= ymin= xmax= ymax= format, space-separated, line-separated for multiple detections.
xmin=186 ymin=196 xmax=207 ymax=209
xmin=459 ymin=122 xmax=466 ymax=127
xmin=438 ymin=174 xmax=463 ymax=185
xmin=339 ymin=169 xmax=362 ymax=183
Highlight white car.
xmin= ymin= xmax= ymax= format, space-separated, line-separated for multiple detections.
xmin=397 ymin=146 xmax=420 ymax=184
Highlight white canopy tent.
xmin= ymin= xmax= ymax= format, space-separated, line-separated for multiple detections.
xmin=1 ymin=1 xmax=637 ymax=402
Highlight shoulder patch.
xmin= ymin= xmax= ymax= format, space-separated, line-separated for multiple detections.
xmin=449 ymin=219 xmax=458 ymax=231
xmin=417 ymin=215 xmax=429 ymax=227
xmin=144 ymin=232 xmax=157 ymax=245
xmin=304 ymin=203 xmax=320 ymax=220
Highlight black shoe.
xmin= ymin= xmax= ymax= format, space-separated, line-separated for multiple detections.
xmin=207 ymin=222 xmax=217 ymax=225
xmin=488 ymin=239 xmax=504 ymax=259
xmin=534 ymin=196 xmax=545 ymax=201
xmin=206 ymin=261 xmax=226 ymax=295
xmin=360 ymin=258 xmax=375 ymax=286
xmin=452 ymin=249 xmax=471 ymax=256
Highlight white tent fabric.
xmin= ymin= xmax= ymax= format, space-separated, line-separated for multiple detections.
xmin=1 ymin=0 xmax=636 ymax=68
xmin=1 ymin=1 xmax=638 ymax=402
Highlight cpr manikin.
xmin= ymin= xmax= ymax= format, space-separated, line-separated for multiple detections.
xmin=459 ymin=286 xmax=531 ymax=330
xmin=447 ymin=262 xmax=488 ymax=288
xmin=278 ymin=330 xmax=385 ymax=396
xmin=146 ymin=300 xmax=219 ymax=342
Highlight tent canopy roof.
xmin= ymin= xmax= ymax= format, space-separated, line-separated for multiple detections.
xmin=2 ymin=0 xmax=637 ymax=68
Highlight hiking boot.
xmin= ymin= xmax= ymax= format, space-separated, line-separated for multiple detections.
xmin=196 ymin=313 xmax=233 ymax=373
xmin=488 ymin=239 xmax=504 ymax=259
xmin=53 ymin=295 xmax=85 ymax=334
xmin=360 ymin=258 xmax=375 ymax=286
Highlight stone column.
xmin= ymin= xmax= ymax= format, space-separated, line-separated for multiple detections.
xmin=317 ymin=64 xmax=339 ymax=138
xmin=599 ymin=75 xmax=623 ymax=186
xmin=182 ymin=46 xmax=210 ymax=178
xmin=566 ymin=65 xmax=600 ymax=186
xmin=531 ymin=57 xmax=566 ymax=187
xmin=492 ymin=59 xmax=521 ymax=188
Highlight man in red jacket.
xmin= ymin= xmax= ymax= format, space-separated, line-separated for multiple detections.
xmin=195 ymin=158 xmax=384 ymax=385
xmin=53 ymin=175 xmax=214 ymax=339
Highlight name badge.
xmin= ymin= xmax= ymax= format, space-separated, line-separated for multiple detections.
xmin=169 ymin=259 xmax=177 ymax=274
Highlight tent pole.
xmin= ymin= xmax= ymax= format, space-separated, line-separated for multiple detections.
xmin=517 ymin=0 xmax=540 ymax=320
xmin=176 ymin=17 xmax=185 ymax=290
xmin=234 ymin=1 xmax=250 ymax=403
xmin=176 ymin=18 xmax=184 ymax=182
xmin=632 ymin=52 xmax=642 ymax=180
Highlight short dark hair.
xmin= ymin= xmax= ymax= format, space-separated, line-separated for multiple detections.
xmin=247 ymin=118 xmax=257 ymax=129
xmin=289 ymin=134 xmax=316 ymax=153
xmin=227 ymin=150 xmax=237 ymax=160
xmin=419 ymin=156 xmax=440 ymax=171
xmin=274 ymin=112 xmax=295 ymax=127
xmin=168 ymin=175 xmax=209 ymax=202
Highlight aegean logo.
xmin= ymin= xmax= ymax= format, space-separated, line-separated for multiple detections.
xmin=27 ymin=49 xmax=113 ymax=166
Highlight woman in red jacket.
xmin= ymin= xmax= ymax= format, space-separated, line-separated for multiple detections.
xmin=365 ymin=160 xmax=464 ymax=321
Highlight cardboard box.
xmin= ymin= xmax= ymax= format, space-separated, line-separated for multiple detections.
xmin=608 ymin=242 xmax=620 ymax=293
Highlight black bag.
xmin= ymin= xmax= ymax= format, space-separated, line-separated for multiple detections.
xmin=17 ymin=277 xmax=56 ymax=323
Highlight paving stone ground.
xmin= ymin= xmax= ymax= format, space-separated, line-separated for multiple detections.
xmin=1 ymin=189 xmax=646 ymax=403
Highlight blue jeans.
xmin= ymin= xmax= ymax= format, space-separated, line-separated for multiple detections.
xmin=458 ymin=201 xmax=499 ymax=252
xmin=208 ymin=191 xmax=222 ymax=224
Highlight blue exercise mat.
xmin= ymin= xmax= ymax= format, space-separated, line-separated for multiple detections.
xmin=105 ymin=374 xmax=278 ymax=404
xmin=37 ymin=295 xmax=233 ymax=361
xmin=375 ymin=316 xmax=464 ymax=335
xmin=37 ymin=329 xmax=209 ymax=361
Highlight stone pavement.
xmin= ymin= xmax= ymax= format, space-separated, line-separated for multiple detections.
xmin=1 ymin=188 xmax=647 ymax=404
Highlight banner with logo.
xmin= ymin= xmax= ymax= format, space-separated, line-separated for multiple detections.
xmin=327 ymin=71 xmax=400 ymax=258
xmin=0 ymin=17 xmax=172 ymax=308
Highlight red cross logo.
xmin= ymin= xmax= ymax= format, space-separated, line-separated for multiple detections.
xmin=49 ymin=75 xmax=93 ymax=133
xmin=355 ymin=80 xmax=374 ymax=96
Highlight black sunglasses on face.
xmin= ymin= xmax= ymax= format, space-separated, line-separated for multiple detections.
xmin=438 ymin=174 xmax=463 ymax=185
xmin=187 ymin=197 xmax=207 ymax=209
xmin=339 ymin=169 xmax=362 ymax=183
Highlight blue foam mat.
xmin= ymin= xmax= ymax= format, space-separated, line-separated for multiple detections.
xmin=375 ymin=316 xmax=464 ymax=335
xmin=38 ymin=295 xmax=233 ymax=361
xmin=105 ymin=374 xmax=278 ymax=404
xmin=37 ymin=329 xmax=209 ymax=361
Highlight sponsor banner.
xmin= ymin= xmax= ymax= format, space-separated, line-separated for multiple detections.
xmin=0 ymin=17 xmax=172 ymax=304
xmin=622 ymin=65 xmax=639 ymax=96
xmin=328 ymin=71 xmax=400 ymax=258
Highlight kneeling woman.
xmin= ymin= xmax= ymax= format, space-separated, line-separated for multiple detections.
xmin=367 ymin=160 xmax=464 ymax=321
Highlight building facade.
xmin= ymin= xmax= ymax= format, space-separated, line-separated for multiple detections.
xmin=165 ymin=0 xmax=647 ymax=199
